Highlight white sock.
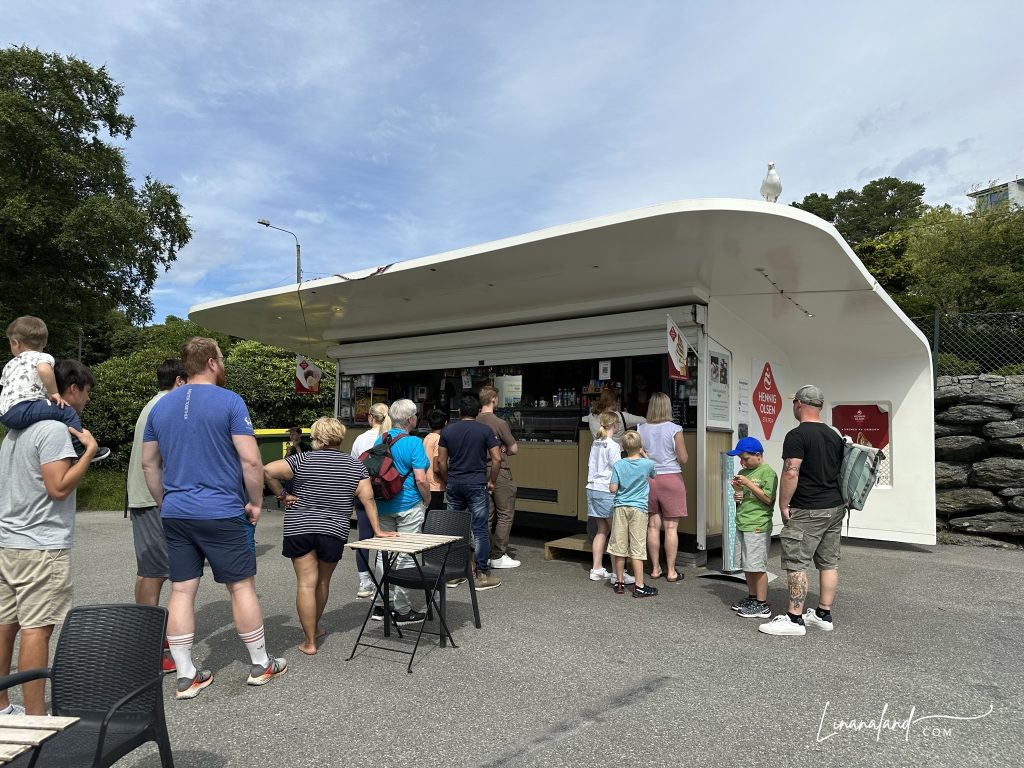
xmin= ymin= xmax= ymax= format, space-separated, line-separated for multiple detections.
xmin=239 ymin=626 xmax=270 ymax=666
xmin=167 ymin=633 xmax=197 ymax=679
xmin=358 ymin=571 xmax=372 ymax=586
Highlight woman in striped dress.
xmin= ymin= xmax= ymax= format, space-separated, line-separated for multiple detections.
xmin=264 ymin=417 xmax=394 ymax=654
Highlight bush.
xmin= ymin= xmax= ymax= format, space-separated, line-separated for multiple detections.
xmin=992 ymin=363 xmax=1024 ymax=376
xmin=77 ymin=467 xmax=126 ymax=511
xmin=936 ymin=353 xmax=980 ymax=376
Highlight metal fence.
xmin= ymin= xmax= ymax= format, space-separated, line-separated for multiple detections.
xmin=911 ymin=312 xmax=1024 ymax=378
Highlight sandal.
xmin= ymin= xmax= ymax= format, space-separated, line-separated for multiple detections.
xmin=649 ymin=570 xmax=664 ymax=580
xmin=666 ymin=572 xmax=683 ymax=583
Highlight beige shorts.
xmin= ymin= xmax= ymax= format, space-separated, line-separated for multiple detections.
xmin=607 ymin=506 xmax=648 ymax=561
xmin=0 ymin=549 xmax=73 ymax=628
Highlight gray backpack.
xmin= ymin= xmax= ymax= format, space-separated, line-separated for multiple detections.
xmin=836 ymin=433 xmax=885 ymax=511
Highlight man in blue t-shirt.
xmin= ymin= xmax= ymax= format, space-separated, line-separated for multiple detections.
xmin=371 ymin=398 xmax=431 ymax=625
xmin=142 ymin=337 xmax=286 ymax=700
xmin=437 ymin=395 xmax=502 ymax=591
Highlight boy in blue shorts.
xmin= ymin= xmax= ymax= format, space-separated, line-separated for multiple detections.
xmin=728 ymin=437 xmax=777 ymax=618
xmin=607 ymin=431 xmax=658 ymax=597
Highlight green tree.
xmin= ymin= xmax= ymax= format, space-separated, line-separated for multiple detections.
xmin=907 ymin=204 xmax=1024 ymax=312
xmin=792 ymin=176 xmax=926 ymax=245
xmin=0 ymin=46 xmax=191 ymax=357
xmin=86 ymin=328 xmax=332 ymax=464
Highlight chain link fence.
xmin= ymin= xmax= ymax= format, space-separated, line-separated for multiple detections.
xmin=911 ymin=312 xmax=1024 ymax=378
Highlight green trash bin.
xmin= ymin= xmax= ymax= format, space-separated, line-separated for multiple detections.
xmin=254 ymin=428 xmax=303 ymax=464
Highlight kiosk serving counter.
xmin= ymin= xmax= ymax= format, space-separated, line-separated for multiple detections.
xmin=190 ymin=198 xmax=937 ymax=558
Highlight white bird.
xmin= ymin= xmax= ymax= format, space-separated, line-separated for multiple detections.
xmin=760 ymin=162 xmax=782 ymax=203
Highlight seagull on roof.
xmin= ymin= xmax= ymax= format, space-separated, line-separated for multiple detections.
xmin=760 ymin=162 xmax=782 ymax=203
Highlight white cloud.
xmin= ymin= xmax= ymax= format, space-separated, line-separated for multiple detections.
xmin=5 ymin=0 xmax=1024 ymax=320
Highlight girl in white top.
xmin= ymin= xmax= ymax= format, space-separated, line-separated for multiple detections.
xmin=350 ymin=403 xmax=391 ymax=596
xmin=585 ymin=412 xmax=633 ymax=582
xmin=637 ymin=392 xmax=688 ymax=582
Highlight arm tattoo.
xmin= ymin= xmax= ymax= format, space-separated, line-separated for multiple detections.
xmin=783 ymin=459 xmax=800 ymax=475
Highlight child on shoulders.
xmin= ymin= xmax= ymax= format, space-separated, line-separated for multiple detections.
xmin=0 ymin=316 xmax=110 ymax=462
xmin=607 ymin=431 xmax=658 ymax=597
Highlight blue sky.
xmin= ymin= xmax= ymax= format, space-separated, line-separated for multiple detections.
xmin=6 ymin=2 xmax=1024 ymax=324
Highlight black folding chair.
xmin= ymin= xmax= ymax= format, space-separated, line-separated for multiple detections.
xmin=388 ymin=507 xmax=482 ymax=644
xmin=0 ymin=603 xmax=173 ymax=768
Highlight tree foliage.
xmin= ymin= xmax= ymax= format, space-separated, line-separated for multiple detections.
xmin=85 ymin=319 xmax=335 ymax=466
xmin=792 ymin=177 xmax=926 ymax=245
xmin=0 ymin=46 xmax=191 ymax=358
xmin=907 ymin=204 xmax=1024 ymax=312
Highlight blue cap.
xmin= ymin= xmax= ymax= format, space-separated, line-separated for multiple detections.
xmin=727 ymin=436 xmax=764 ymax=456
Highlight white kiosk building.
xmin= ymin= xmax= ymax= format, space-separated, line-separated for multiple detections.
xmin=190 ymin=199 xmax=936 ymax=559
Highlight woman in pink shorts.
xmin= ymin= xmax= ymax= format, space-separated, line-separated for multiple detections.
xmin=637 ymin=392 xmax=688 ymax=582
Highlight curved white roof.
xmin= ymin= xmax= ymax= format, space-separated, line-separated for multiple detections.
xmin=189 ymin=198 xmax=927 ymax=362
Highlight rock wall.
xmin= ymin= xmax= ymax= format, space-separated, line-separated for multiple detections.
xmin=934 ymin=374 xmax=1024 ymax=540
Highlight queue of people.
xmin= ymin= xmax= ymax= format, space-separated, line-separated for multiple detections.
xmin=584 ymin=382 xmax=845 ymax=640
xmin=126 ymin=342 xmax=523 ymax=698
xmin=0 ymin=322 xmax=849 ymax=714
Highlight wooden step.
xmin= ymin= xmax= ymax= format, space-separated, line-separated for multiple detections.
xmin=543 ymin=533 xmax=592 ymax=560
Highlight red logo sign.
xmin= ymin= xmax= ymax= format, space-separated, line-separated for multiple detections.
xmin=753 ymin=362 xmax=782 ymax=440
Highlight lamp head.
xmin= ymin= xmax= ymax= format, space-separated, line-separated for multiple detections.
xmin=257 ymin=218 xmax=270 ymax=227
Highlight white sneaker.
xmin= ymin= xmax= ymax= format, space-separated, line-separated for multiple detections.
xmin=356 ymin=581 xmax=374 ymax=599
xmin=609 ymin=572 xmax=636 ymax=585
xmin=0 ymin=704 xmax=24 ymax=715
xmin=803 ymin=608 xmax=834 ymax=631
xmin=758 ymin=614 xmax=806 ymax=636
xmin=489 ymin=554 xmax=521 ymax=569
xmin=589 ymin=568 xmax=609 ymax=581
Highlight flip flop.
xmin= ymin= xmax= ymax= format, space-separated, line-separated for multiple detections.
xmin=649 ymin=571 xmax=664 ymax=580
xmin=666 ymin=572 xmax=683 ymax=583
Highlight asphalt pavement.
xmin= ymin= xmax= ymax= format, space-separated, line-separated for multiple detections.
xmin=39 ymin=508 xmax=1024 ymax=767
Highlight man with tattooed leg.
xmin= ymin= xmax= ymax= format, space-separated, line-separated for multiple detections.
xmin=759 ymin=385 xmax=844 ymax=637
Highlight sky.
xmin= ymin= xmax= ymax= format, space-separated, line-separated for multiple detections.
xmin=6 ymin=1 xmax=1024 ymax=324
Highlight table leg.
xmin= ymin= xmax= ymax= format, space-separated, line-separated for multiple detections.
xmin=347 ymin=550 xmax=401 ymax=661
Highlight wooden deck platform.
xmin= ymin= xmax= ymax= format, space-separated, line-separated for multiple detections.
xmin=543 ymin=533 xmax=592 ymax=561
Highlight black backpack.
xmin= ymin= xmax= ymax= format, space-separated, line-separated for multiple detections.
xmin=358 ymin=433 xmax=412 ymax=501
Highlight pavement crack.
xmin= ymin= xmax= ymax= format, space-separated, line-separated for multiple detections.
xmin=476 ymin=674 xmax=673 ymax=767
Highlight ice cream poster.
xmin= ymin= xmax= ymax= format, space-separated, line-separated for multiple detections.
xmin=295 ymin=356 xmax=323 ymax=394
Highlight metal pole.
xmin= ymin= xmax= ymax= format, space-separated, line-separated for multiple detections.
xmin=932 ymin=309 xmax=940 ymax=381
xmin=296 ymin=241 xmax=302 ymax=284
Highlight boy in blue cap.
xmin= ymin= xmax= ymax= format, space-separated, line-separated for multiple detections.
xmin=727 ymin=437 xmax=777 ymax=618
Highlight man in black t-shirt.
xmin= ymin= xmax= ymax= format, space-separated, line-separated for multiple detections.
xmin=760 ymin=384 xmax=845 ymax=638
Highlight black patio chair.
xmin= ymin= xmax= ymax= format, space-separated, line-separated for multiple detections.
xmin=0 ymin=603 xmax=173 ymax=768
xmin=388 ymin=507 xmax=482 ymax=635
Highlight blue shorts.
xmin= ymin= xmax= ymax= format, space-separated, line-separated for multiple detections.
xmin=587 ymin=488 xmax=614 ymax=519
xmin=163 ymin=516 xmax=257 ymax=584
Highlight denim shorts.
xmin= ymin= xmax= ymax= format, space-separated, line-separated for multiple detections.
xmin=586 ymin=488 xmax=614 ymax=519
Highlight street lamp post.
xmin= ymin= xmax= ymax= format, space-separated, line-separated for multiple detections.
xmin=257 ymin=218 xmax=302 ymax=283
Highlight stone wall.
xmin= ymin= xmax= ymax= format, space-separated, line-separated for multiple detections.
xmin=934 ymin=374 xmax=1024 ymax=541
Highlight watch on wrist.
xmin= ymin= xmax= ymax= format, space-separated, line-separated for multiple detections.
xmin=277 ymin=491 xmax=288 ymax=500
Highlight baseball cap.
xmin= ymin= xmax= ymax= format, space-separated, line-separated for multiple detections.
xmin=727 ymin=436 xmax=764 ymax=456
xmin=791 ymin=384 xmax=824 ymax=407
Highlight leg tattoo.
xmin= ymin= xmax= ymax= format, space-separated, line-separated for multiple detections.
xmin=787 ymin=571 xmax=807 ymax=614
